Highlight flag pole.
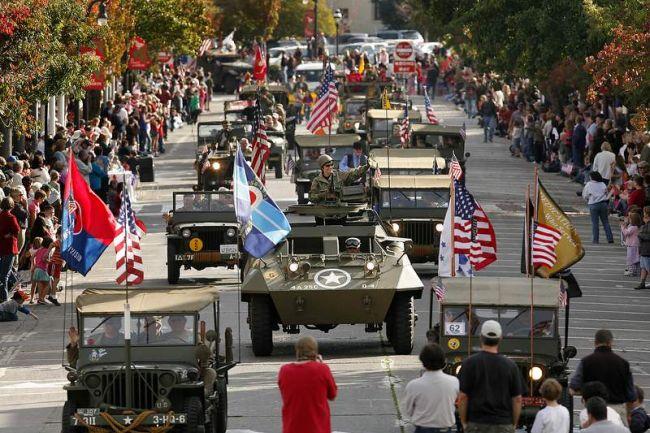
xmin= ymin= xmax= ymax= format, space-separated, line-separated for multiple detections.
xmin=529 ymin=169 xmax=540 ymax=397
xmin=450 ymin=178 xmax=456 ymax=277
xmin=468 ymin=261 xmax=473 ymax=356
xmin=122 ymin=171 xmax=133 ymax=409
xmin=563 ymin=280 xmax=570 ymax=348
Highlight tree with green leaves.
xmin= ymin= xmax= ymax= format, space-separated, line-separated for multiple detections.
xmin=215 ymin=0 xmax=282 ymax=41
xmin=0 ymin=0 xmax=99 ymax=137
xmin=274 ymin=0 xmax=335 ymax=39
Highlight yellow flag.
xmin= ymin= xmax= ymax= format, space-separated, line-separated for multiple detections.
xmin=358 ymin=55 xmax=365 ymax=74
xmin=381 ymin=88 xmax=391 ymax=110
xmin=535 ymin=180 xmax=584 ymax=277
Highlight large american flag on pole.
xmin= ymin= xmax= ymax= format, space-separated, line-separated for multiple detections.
xmin=453 ymin=179 xmax=497 ymax=270
xmin=532 ymin=222 xmax=562 ymax=268
xmin=424 ymin=87 xmax=439 ymax=125
xmin=250 ymin=93 xmax=270 ymax=182
xmin=114 ymin=185 xmax=146 ymax=285
xmin=306 ymin=63 xmax=338 ymax=134
xmin=399 ymin=104 xmax=410 ymax=147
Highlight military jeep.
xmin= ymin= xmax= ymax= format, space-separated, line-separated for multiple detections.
xmin=429 ymin=277 xmax=576 ymax=432
xmin=166 ymin=192 xmax=240 ymax=284
xmin=241 ymin=204 xmax=424 ymax=356
xmin=409 ymin=123 xmax=468 ymax=171
xmin=195 ymin=121 xmax=253 ymax=191
xmin=239 ymin=84 xmax=290 ymax=110
xmin=62 ymin=287 xmax=237 ymax=433
xmin=292 ymin=134 xmax=363 ymax=204
xmin=370 ymin=147 xmax=447 ymax=176
xmin=338 ymin=96 xmax=368 ymax=134
xmin=366 ymin=109 xmax=422 ymax=148
xmin=372 ymin=175 xmax=449 ymax=264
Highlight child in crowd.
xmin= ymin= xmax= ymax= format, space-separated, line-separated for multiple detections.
xmin=622 ymin=212 xmax=642 ymax=276
xmin=48 ymin=234 xmax=64 ymax=293
xmin=33 ymin=237 xmax=60 ymax=306
xmin=28 ymin=236 xmax=43 ymax=303
xmin=637 ymin=206 xmax=650 ymax=290
xmin=579 ymin=381 xmax=625 ymax=428
xmin=630 ymin=385 xmax=650 ymax=433
xmin=531 ymin=378 xmax=570 ymax=433
xmin=0 ymin=291 xmax=38 ymax=322
xmin=509 ymin=118 xmax=523 ymax=157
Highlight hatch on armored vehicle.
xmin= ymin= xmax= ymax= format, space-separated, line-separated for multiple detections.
xmin=241 ymin=204 xmax=424 ymax=356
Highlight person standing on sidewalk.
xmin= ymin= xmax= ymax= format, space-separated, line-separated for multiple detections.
xmin=570 ymin=329 xmax=636 ymax=426
xmin=582 ymin=171 xmax=614 ymax=244
xmin=458 ymin=320 xmax=524 ymax=433
xmin=0 ymin=197 xmax=20 ymax=302
xmin=637 ymin=206 xmax=650 ymax=290
xmin=479 ymin=92 xmax=498 ymax=143
xmin=278 ymin=336 xmax=337 ymax=433
xmin=401 ymin=343 xmax=459 ymax=433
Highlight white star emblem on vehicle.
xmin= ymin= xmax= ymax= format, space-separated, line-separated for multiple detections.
xmin=123 ymin=416 xmax=133 ymax=425
xmin=314 ymin=268 xmax=351 ymax=289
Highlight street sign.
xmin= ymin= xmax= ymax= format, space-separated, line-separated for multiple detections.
xmin=393 ymin=40 xmax=415 ymax=74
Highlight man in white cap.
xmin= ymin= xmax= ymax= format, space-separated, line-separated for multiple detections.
xmin=458 ymin=320 xmax=524 ymax=433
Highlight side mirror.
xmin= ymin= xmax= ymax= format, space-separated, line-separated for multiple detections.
xmin=464 ymin=152 xmax=471 ymax=159
xmin=205 ymin=330 xmax=218 ymax=343
xmin=563 ymin=345 xmax=577 ymax=359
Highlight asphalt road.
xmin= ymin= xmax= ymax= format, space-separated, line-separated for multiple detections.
xmin=1 ymin=93 xmax=648 ymax=433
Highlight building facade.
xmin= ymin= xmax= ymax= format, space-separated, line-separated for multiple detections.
xmin=328 ymin=0 xmax=384 ymax=35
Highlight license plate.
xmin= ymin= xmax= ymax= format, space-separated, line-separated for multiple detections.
xmin=72 ymin=412 xmax=187 ymax=426
xmin=220 ymin=244 xmax=238 ymax=254
xmin=522 ymin=396 xmax=546 ymax=407
xmin=76 ymin=408 xmax=99 ymax=416
xmin=174 ymin=254 xmax=194 ymax=261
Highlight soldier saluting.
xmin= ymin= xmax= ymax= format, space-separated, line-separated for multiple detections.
xmin=309 ymin=154 xmax=371 ymax=204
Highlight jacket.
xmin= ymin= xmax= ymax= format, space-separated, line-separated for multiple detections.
xmin=0 ymin=210 xmax=20 ymax=255
xmin=309 ymin=165 xmax=369 ymax=204
xmin=631 ymin=406 xmax=650 ymax=433
xmin=638 ymin=222 xmax=650 ymax=257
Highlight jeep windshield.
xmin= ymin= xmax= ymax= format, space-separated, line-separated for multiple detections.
xmin=345 ymin=101 xmax=365 ymax=116
xmin=82 ymin=314 xmax=196 ymax=347
xmin=412 ymin=134 xmax=462 ymax=150
xmin=173 ymin=192 xmax=234 ymax=212
xmin=197 ymin=124 xmax=253 ymax=146
xmin=382 ymin=190 xmax=449 ymax=208
xmin=371 ymin=119 xmax=399 ymax=138
xmin=300 ymin=146 xmax=355 ymax=163
xmin=443 ymin=306 xmax=555 ymax=338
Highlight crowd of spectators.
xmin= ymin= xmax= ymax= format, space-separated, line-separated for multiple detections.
xmin=0 ymin=66 xmax=212 ymax=310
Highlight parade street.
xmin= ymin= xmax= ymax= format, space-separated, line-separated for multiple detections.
xmin=1 ymin=93 xmax=648 ymax=433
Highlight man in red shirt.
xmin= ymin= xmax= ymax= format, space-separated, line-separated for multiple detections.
xmin=0 ymin=197 xmax=20 ymax=302
xmin=278 ymin=336 xmax=337 ymax=433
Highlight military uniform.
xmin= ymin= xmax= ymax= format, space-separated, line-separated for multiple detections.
xmin=309 ymin=164 xmax=369 ymax=204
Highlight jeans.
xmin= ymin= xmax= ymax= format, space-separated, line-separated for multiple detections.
xmin=0 ymin=254 xmax=16 ymax=302
xmin=483 ymin=115 xmax=495 ymax=142
xmin=465 ymin=98 xmax=477 ymax=118
xmin=589 ymin=201 xmax=613 ymax=243
xmin=510 ymin=137 xmax=521 ymax=155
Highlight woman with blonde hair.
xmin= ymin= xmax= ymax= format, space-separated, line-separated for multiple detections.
xmin=278 ymin=336 xmax=337 ymax=433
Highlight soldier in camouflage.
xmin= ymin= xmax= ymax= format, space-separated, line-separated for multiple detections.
xmin=309 ymin=154 xmax=370 ymax=204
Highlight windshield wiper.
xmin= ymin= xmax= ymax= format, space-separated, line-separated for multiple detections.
xmin=506 ymin=308 xmax=530 ymax=326
xmin=91 ymin=316 xmax=114 ymax=334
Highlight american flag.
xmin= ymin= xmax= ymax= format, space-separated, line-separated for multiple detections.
xmin=449 ymin=157 xmax=463 ymax=181
xmin=306 ymin=63 xmax=338 ymax=134
xmin=198 ymin=38 xmax=213 ymax=57
xmin=114 ymin=185 xmax=146 ymax=285
xmin=399 ymin=105 xmax=410 ymax=147
xmin=250 ymin=93 xmax=270 ymax=182
xmin=433 ymin=278 xmax=446 ymax=302
xmin=285 ymin=153 xmax=295 ymax=174
xmin=453 ymin=179 xmax=497 ymax=270
xmin=558 ymin=279 xmax=568 ymax=307
xmin=532 ymin=222 xmax=562 ymax=268
xmin=424 ymin=87 xmax=439 ymax=125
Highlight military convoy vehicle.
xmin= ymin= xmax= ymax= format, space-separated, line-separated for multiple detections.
xmin=370 ymin=148 xmax=446 ymax=176
xmin=366 ymin=109 xmax=422 ymax=147
xmin=429 ymin=277 xmax=576 ymax=432
xmin=372 ymin=175 xmax=449 ymax=263
xmin=62 ymin=286 xmax=236 ymax=433
xmin=195 ymin=121 xmax=251 ymax=191
xmin=409 ymin=123 xmax=468 ymax=169
xmin=239 ymin=84 xmax=290 ymax=110
xmin=223 ymin=99 xmax=254 ymax=121
xmin=166 ymin=192 xmax=240 ymax=284
xmin=338 ymin=95 xmax=367 ymax=134
xmin=241 ymin=204 xmax=424 ymax=356
xmin=199 ymin=51 xmax=252 ymax=94
xmin=291 ymin=134 xmax=362 ymax=204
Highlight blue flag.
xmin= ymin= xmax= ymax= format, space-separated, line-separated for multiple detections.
xmin=234 ymin=148 xmax=291 ymax=258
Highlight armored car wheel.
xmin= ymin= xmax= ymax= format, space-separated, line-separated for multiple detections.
xmin=183 ymin=396 xmax=204 ymax=433
xmin=167 ymin=244 xmax=180 ymax=284
xmin=389 ymin=294 xmax=415 ymax=355
xmin=61 ymin=401 xmax=81 ymax=433
xmin=250 ymin=296 xmax=274 ymax=356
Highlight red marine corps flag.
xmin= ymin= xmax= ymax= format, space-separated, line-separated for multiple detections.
xmin=252 ymin=43 xmax=267 ymax=82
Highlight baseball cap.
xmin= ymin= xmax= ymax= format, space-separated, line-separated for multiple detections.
xmin=480 ymin=320 xmax=502 ymax=339
xmin=7 ymin=155 xmax=17 ymax=163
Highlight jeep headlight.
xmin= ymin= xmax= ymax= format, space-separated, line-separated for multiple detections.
xmin=226 ymin=228 xmax=237 ymax=238
xmin=435 ymin=223 xmax=444 ymax=232
xmin=528 ymin=366 xmax=544 ymax=381
xmin=159 ymin=372 xmax=176 ymax=388
xmin=211 ymin=161 xmax=221 ymax=170
xmin=391 ymin=222 xmax=400 ymax=233
xmin=453 ymin=363 xmax=462 ymax=375
xmin=84 ymin=373 xmax=101 ymax=388
xmin=181 ymin=228 xmax=192 ymax=238
xmin=288 ymin=261 xmax=299 ymax=273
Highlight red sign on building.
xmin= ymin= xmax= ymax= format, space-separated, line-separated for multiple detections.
xmin=304 ymin=9 xmax=315 ymax=38
xmin=128 ymin=36 xmax=152 ymax=70
xmin=80 ymin=43 xmax=105 ymax=91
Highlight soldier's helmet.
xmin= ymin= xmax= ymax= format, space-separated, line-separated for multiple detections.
xmin=317 ymin=154 xmax=333 ymax=168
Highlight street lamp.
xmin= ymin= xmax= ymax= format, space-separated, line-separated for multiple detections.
xmin=333 ymin=9 xmax=342 ymax=57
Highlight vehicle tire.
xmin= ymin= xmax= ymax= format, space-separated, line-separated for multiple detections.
xmin=61 ymin=401 xmax=80 ymax=433
xmin=250 ymin=296 xmax=274 ymax=356
xmin=167 ymin=243 xmax=180 ymax=284
xmin=389 ymin=294 xmax=415 ymax=355
xmin=215 ymin=376 xmax=228 ymax=433
xmin=274 ymin=161 xmax=283 ymax=179
xmin=223 ymin=76 xmax=238 ymax=94
xmin=183 ymin=396 xmax=204 ymax=433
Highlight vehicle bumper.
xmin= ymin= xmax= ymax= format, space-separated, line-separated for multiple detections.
xmin=71 ymin=411 xmax=187 ymax=427
xmin=174 ymin=251 xmax=239 ymax=266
